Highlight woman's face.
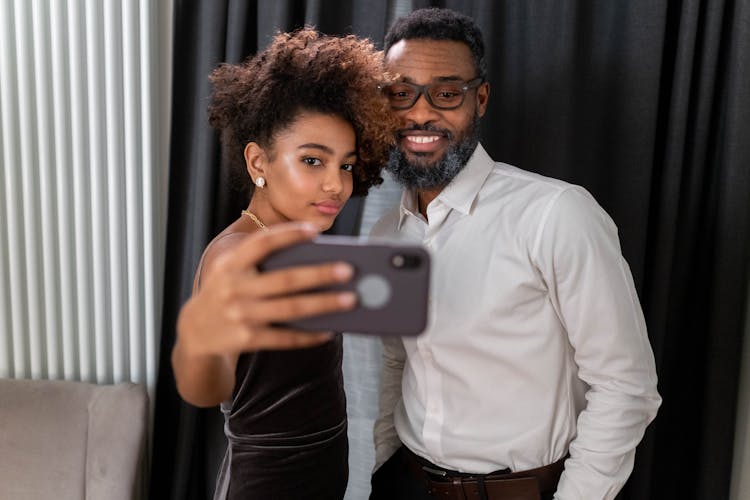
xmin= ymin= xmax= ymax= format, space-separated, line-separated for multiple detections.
xmin=251 ymin=112 xmax=356 ymax=231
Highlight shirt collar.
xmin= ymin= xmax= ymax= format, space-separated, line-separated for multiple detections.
xmin=398 ymin=143 xmax=494 ymax=228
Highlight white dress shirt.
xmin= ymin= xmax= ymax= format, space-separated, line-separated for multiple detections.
xmin=371 ymin=144 xmax=661 ymax=500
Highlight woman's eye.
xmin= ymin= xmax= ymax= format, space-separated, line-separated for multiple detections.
xmin=302 ymin=157 xmax=322 ymax=166
xmin=341 ymin=164 xmax=354 ymax=172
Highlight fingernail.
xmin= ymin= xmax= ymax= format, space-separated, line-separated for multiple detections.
xmin=333 ymin=263 xmax=354 ymax=280
xmin=299 ymin=222 xmax=319 ymax=234
xmin=339 ymin=292 xmax=357 ymax=306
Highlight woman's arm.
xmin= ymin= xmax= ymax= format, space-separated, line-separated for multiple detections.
xmin=171 ymin=223 xmax=357 ymax=407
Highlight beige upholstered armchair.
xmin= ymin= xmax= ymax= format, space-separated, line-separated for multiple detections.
xmin=0 ymin=378 xmax=149 ymax=500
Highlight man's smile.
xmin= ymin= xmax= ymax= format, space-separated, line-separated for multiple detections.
xmin=406 ymin=135 xmax=440 ymax=144
xmin=400 ymin=130 xmax=449 ymax=154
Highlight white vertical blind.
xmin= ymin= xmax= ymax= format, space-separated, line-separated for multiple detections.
xmin=0 ymin=0 xmax=172 ymax=401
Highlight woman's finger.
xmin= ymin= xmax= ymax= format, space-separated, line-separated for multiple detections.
xmin=232 ymin=261 xmax=354 ymax=299
xmin=235 ymin=291 xmax=357 ymax=324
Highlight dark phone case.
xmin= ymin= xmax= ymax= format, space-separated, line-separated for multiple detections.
xmin=258 ymin=235 xmax=430 ymax=336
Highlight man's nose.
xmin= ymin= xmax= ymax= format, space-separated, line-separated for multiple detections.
xmin=400 ymin=92 xmax=441 ymax=126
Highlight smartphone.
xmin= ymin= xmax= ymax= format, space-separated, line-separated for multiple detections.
xmin=258 ymin=235 xmax=430 ymax=336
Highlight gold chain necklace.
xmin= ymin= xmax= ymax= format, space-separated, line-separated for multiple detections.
xmin=241 ymin=210 xmax=269 ymax=231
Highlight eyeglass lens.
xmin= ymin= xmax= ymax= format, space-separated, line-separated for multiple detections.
xmin=383 ymin=79 xmax=481 ymax=110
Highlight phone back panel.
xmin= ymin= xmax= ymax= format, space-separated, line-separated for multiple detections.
xmin=259 ymin=236 xmax=430 ymax=336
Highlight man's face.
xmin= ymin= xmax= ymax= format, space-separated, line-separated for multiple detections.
xmin=384 ymin=39 xmax=489 ymax=189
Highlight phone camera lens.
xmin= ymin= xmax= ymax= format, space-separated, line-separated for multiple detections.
xmin=391 ymin=253 xmax=421 ymax=269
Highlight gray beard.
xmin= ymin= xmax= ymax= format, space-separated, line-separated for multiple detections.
xmin=386 ymin=114 xmax=480 ymax=190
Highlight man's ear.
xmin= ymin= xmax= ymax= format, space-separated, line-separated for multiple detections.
xmin=244 ymin=142 xmax=267 ymax=183
xmin=476 ymin=82 xmax=490 ymax=118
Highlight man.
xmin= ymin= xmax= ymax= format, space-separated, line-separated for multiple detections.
xmin=370 ymin=8 xmax=661 ymax=500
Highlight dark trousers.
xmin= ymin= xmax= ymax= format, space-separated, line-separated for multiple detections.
xmin=369 ymin=446 xmax=554 ymax=500
xmin=370 ymin=446 xmax=433 ymax=500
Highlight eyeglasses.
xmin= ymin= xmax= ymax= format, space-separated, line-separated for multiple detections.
xmin=380 ymin=77 xmax=484 ymax=110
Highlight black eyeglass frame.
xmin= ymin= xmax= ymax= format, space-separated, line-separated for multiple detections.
xmin=380 ymin=77 xmax=485 ymax=110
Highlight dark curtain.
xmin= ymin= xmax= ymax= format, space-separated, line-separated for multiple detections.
xmin=150 ymin=1 xmax=750 ymax=499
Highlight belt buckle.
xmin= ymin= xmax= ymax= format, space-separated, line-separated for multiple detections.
xmin=421 ymin=465 xmax=448 ymax=478
xmin=419 ymin=466 xmax=464 ymax=500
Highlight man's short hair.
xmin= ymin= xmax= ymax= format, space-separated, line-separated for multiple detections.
xmin=384 ymin=8 xmax=486 ymax=80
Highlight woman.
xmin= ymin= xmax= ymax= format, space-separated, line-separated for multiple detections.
xmin=171 ymin=29 xmax=397 ymax=499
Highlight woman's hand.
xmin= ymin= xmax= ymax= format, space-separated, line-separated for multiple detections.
xmin=178 ymin=223 xmax=356 ymax=355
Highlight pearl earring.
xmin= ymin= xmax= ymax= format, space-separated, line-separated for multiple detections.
xmin=255 ymin=177 xmax=266 ymax=188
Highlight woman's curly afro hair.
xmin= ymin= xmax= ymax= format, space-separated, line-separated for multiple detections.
xmin=208 ymin=28 xmax=398 ymax=197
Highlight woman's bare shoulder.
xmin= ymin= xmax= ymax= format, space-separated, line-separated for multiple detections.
xmin=194 ymin=227 xmax=260 ymax=291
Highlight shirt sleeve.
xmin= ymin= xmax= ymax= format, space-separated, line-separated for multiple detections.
xmin=372 ymin=334 xmax=407 ymax=471
xmin=533 ymin=187 xmax=661 ymax=500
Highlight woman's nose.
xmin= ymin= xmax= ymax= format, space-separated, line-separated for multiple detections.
xmin=322 ymin=168 xmax=345 ymax=193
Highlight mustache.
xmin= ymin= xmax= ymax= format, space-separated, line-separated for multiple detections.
xmin=396 ymin=123 xmax=453 ymax=140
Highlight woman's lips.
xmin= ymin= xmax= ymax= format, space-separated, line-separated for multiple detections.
xmin=314 ymin=201 xmax=342 ymax=215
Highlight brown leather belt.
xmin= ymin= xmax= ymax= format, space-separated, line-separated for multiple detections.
xmin=403 ymin=448 xmax=566 ymax=500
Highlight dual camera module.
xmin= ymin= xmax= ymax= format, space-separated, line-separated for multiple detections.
xmin=390 ymin=252 xmax=423 ymax=269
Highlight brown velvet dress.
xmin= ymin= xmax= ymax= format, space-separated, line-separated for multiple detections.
xmin=213 ymin=335 xmax=348 ymax=500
